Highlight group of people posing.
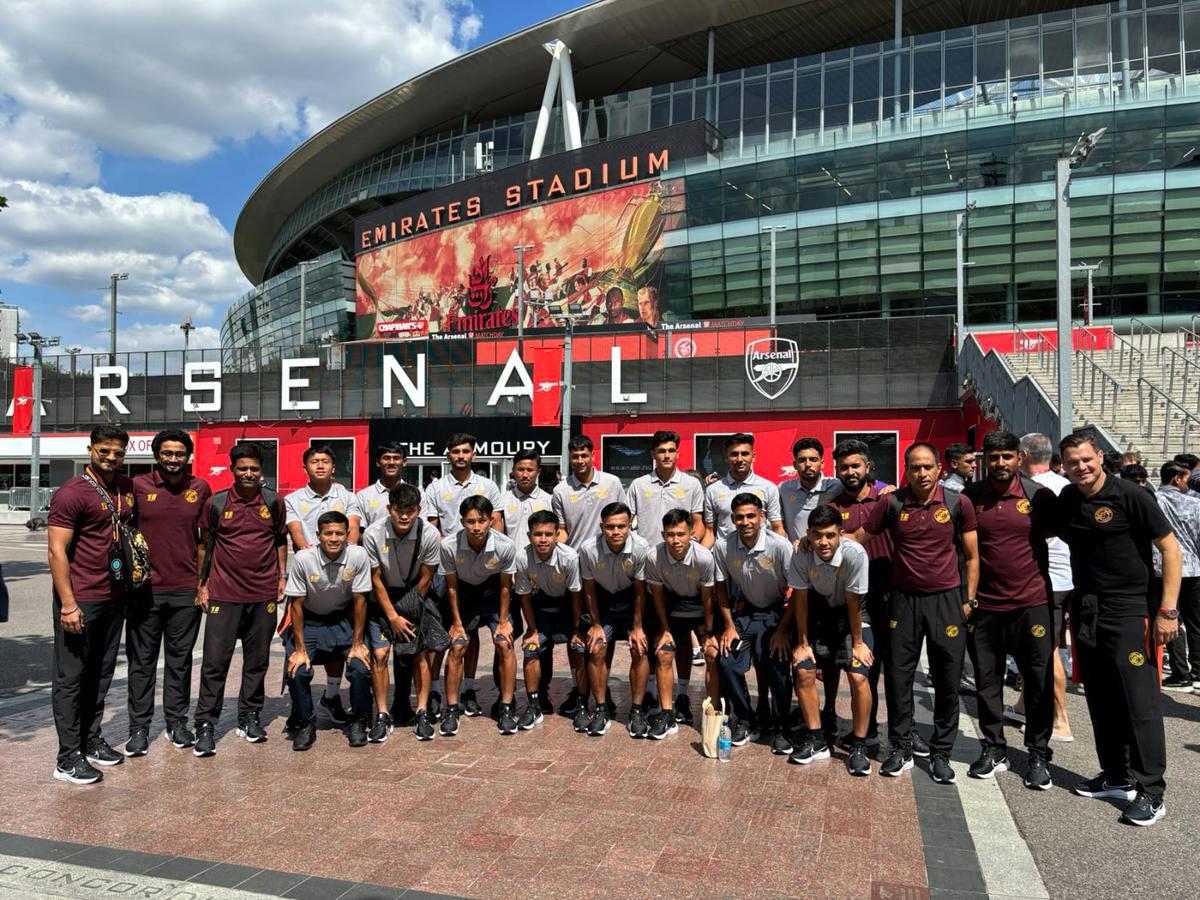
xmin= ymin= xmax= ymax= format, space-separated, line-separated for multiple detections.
xmin=47 ymin=424 xmax=1182 ymax=828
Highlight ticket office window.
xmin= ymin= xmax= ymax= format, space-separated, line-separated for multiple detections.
xmin=309 ymin=438 xmax=354 ymax=490
xmin=832 ymin=431 xmax=899 ymax=487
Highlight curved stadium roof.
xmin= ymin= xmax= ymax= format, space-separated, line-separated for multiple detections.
xmin=234 ymin=0 xmax=1083 ymax=284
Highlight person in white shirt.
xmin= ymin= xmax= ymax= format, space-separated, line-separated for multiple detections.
xmin=627 ymin=430 xmax=705 ymax=543
xmin=702 ymin=433 xmax=785 ymax=544
xmin=779 ymin=437 xmax=843 ymax=541
xmin=354 ymin=442 xmax=408 ymax=529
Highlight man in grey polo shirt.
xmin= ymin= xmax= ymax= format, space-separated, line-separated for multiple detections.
xmin=645 ymin=508 xmax=718 ymax=737
xmin=703 ymin=433 xmax=785 ymax=544
xmin=553 ymin=435 xmax=625 ymax=551
xmin=714 ymin=492 xmax=795 ymax=750
xmin=786 ymin=504 xmax=873 ymax=774
xmin=355 ymin=442 xmax=407 ymax=529
xmin=498 ymin=449 xmax=554 ymax=552
xmin=284 ymin=444 xmax=364 ymax=729
xmin=780 ymin=437 xmax=843 ymax=541
xmin=515 ymin=510 xmax=584 ymax=731
xmin=282 ymin=511 xmax=373 ymax=751
xmin=438 ymin=496 xmax=519 ymax=737
xmin=627 ymin=430 xmax=705 ymax=543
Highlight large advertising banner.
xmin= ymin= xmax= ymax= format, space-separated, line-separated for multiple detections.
xmin=355 ymin=179 xmax=683 ymax=338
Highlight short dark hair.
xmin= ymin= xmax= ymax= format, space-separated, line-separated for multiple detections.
xmin=1174 ymin=453 xmax=1199 ymax=470
xmin=375 ymin=441 xmax=407 ymax=459
xmin=661 ymin=508 xmax=690 ymax=530
xmin=446 ymin=433 xmax=476 ymax=452
xmin=459 ymin=495 xmax=494 ymax=519
xmin=981 ymin=430 xmax=1019 ymax=454
xmin=568 ymin=435 xmax=594 ymax=453
xmin=1103 ymin=451 xmax=1123 ymax=474
xmin=1121 ymin=464 xmax=1148 ymax=481
xmin=229 ymin=442 xmax=263 ymax=466
xmin=513 ymin=448 xmax=541 ymax=465
xmin=724 ymin=433 xmax=754 ymax=452
xmin=1050 ymin=452 xmax=1062 ymax=468
xmin=652 ymin=430 xmax=681 ymax=450
xmin=904 ymin=442 xmax=939 ymax=465
xmin=600 ymin=501 xmax=632 ymax=521
xmin=152 ymin=429 xmax=193 ymax=456
xmin=807 ymin=504 xmax=841 ymax=531
xmin=90 ymin=424 xmax=129 ymax=446
xmin=388 ymin=482 xmax=422 ymax=510
xmin=1059 ymin=430 xmax=1103 ymax=455
xmin=1161 ymin=461 xmax=1191 ymax=484
xmin=730 ymin=491 xmax=763 ymax=511
xmin=304 ymin=444 xmax=335 ymax=465
xmin=791 ymin=437 xmax=824 ymax=457
xmin=832 ymin=439 xmax=871 ymax=462
xmin=944 ymin=442 xmax=973 ymax=464
xmin=317 ymin=510 xmax=349 ymax=530
xmin=527 ymin=510 xmax=559 ymax=530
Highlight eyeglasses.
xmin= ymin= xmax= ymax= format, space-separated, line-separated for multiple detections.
xmin=94 ymin=449 xmax=126 ymax=458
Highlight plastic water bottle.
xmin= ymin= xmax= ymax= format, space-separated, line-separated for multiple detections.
xmin=718 ymin=718 xmax=732 ymax=762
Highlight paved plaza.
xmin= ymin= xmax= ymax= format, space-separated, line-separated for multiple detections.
xmin=1 ymin=527 xmax=1197 ymax=900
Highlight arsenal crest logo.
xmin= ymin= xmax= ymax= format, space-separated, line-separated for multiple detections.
xmin=744 ymin=338 xmax=799 ymax=400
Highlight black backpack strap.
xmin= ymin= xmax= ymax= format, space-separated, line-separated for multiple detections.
xmin=943 ymin=485 xmax=961 ymax=528
xmin=1019 ymin=474 xmax=1042 ymax=502
xmin=886 ymin=491 xmax=904 ymax=530
xmin=199 ymin=490 xmax=230 ymax=583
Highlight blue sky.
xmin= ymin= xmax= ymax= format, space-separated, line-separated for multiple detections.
xmin=0 ymin=0 xmax=577 ymax=355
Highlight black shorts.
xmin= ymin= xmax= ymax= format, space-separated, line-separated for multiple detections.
xmin=593 ymin=585 xmax=659 ymax=644
xmin=796 ymin=598 xmax=874 ymax=674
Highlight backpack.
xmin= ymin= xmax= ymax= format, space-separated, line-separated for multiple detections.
xmin=960 ymin=475 xmax=1042 ymax=510
xmin=198 ymin=487 xmax=282 ymax=583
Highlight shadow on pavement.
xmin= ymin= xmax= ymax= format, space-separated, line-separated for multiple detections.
xmin=0 ymin=633 xmax=52 ymax=695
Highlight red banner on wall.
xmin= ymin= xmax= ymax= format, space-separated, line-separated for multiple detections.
xmin=10 ymin=366 xmax=33 ymax=434
xmin=530 ymin=347 xmax=564 ymax=427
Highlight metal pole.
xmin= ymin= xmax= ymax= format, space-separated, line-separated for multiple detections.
xmin=109 ymin=275 xmax=118 ymax=363
xmin=299 ymin=261 xmax=308 ymax=348
xmin=955 ymin=212 xmax=965 ymax=352
xmin=893 ymin=0 xmax=903 ymax=129
xmin=560 ymin=318 xmax=574 ymax=466
xmin=769 ymin=229 xmax=777 ymax=325
xmin=1086 ymin=266 xmax=1095 ymax=325
xmin=705 ymin=28 xmax=715 ymax=122
xmin=1055 ymin=156 xmax=1073 ymax=440
xmin=30 ymin=342 xmax=42 ymax=514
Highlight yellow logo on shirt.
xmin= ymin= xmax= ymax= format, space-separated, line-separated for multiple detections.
xmin=443 ymin=491 xmax=453 ymax=500
xmin=473 ymin=488 xmax=484 ymax=496
xmin=1031 ymin=624 xmax=1046 ymax=638
xmin=1016 ymin=499 xmax=1031 ymax=515
xmin=889 ymin=619 xmax=898 ymax=629
xmin=370 ymin=500 xmax=379 ymax=508
xmin=622 ymin=558 xmax=634 ymax=574
xmin=945 ymin=624 xmax=960 ymax=637
xmin=552 ymin=571 xmax=564 ymax=582
xmin=533 ymin=503 xmax=545 ymax=512
xmin=933 ymin=508 xmax=952 ymax=524
xmin=455 ymin=555 xmax=465 ymax=564
xmin=1095 ymin=507 xmax=1114 ymax=524
xmin=671 ymin=487 xmax=685 ymax=499
xmin=841 ymin=511 xmax=849 ymax=520
xmin=899 ymin=512 xmax=910 ymax=522
xmin=266 ymin=602 xmax=276 ymax=614
xmin=810 ymin=569 xmax=818 ymax=580
xmin=146 ymin=493 xmax=158 ymax=502
xmin=1128 ymin=650 xmax=1145 ymax=667
xmin=485 ymin=555 xmax=500 ymax=570
xmin=125 ymin=494 xmax=134 ymax=506
xmin=309 ymin=574 xmax=320 ymax=583
xmin=259 ymin=506 xmax=271 ymax=518
xmin=757 ymin=555 xmax=774 ymax=571
xmin=209 ymin=605 xmax=220 ymax=614
xmin=342 ymin=568 xmax=355 ymax=582
xmin=643 ymin=489 xmax=654 ymax=498
xmin=332 ymin=502 xmax=345 ymax=512
xmin=300 ymin=503 xmax=311 ymax=514
xmin=732 ymin=559 xmax=742 ymax=569
xmin=597 ymin=487 xmax=609 ymax=499
xmin=185 ymin=489 xmax=199 ymax=504
xmin=224 ymin=510 xmax=234 ymax=519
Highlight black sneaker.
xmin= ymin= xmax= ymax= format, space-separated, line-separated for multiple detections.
xmin=558 ymin=688 xmax=582 ymax=718
xmin=588 ymin=706 xmax=611 ymax=737
xmin=674 ymin=695 xmax=694 ymax=725
xmin=347 ymin=719 xmax=368 ymax=747
xmin=389 ymin=702 xmax=415 ymax=726
xmin=880 ymin=748 xmax=913 ymax=777
xmin=427 ymin=691 xmax=443 ymax=722
xmin=85 ymin=738 xmax=123 ymax=767
xmin=497 ymin=703 xmax=518 ymax=735
xmin=838 ymin=731 xmax=882 ymax=752
xmin=730 ymin=720 xmax=756 ymax=747
xmin=627 ymin=705 xmax=649 ymax=739
xmin=1024 ymin=754 xmax=1052 ymax=791
xmin=193 ymin=723 xmax=216 ymax=758
xmin=846 ymin=742 xmax=871 ymax=777
xmin=1073 ymin=773 xmax=1137 ymax=802
xmin=320 ymin=695 xmax=349 ymax=725
xmin=1119 ymin=791 xmax=1166 ymax=827
xmin=164 ymin=721 xmax=195 ymax=749
xmin=929 ymin=753 xmax=956 ymax=784
xmin=1161 ymin=673 xmax=1194 ymax=693
xmin=788 ymin=732 xmax=830 ymax=765
xmin=413 ymin=710 xmax=435 ymax=741
xmin=369 ymin=712 xmax=392 ymax=744
xmin=537 ymin=692 xmax=554 ymax=714
xmin=770 ymin=728 xmax=794 ymax=756
xmin=573 ymin=701 xmax=593 ymax=733
xmin=462 ymin=689 xmax=483 ymax=717
xmin=439 ymin=704 xmax=460 ymax=737
xmin=235 ymin=712 xmax=267 ymax=743
xmin=910 ymin=731 xmax=930 ymax=758
xmin=53 ymin=751 xmax=103 ymax=785
xmin=123 ymin=727 xmax=150 ymax=758
xmin=292 ymin=722 xmax=316 ymax=751
xmin=649 ymin=712 xmax=678 ymax=740
xmin=968 ymin=746 xmax=1009 ymax=780
xmin=518 ymin=704 xmax=543 ymax=731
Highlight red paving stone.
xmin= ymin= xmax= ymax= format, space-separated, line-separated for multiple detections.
xmin=0 ymin=644 xmax=929 ymax=898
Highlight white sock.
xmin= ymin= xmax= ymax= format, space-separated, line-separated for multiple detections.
xmin=464 ymin=677 xmax=476 ymax=692
xmin=324 ymin=678 xmax=340 ymax=699
xmin=431 ymin=679 xmax=443 ymax=696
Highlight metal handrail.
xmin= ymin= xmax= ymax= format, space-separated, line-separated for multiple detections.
xmin=1130 ymin=317 xmax=1163 ymax=356
xmin=1159 ymin=345 xmax=1200 ymax=413
xmin=1072 ymin=320 xmax=1100 ymax=351
xmin=1011 ymin=323 xmax=1054 ymax=373
xmin=960 ymin=335 xmax=1059 ymax=439
xmin=1109 ymin=330 xmax=1145 ymax=381
xmin=1182 ymin=320 xmax=1200 ymax=358
xmin=1074 ymin=349 xmax=1123 ymax=427
xmin=1137 ymin=377 xmax=1200 ymax=456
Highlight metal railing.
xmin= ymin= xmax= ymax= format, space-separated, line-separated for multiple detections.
xmin=1159 ymin=345 xmax=1200 ymax=413
xmin=1075 ymin=349 xmax=1123 ymax=427
xmin=960 ymin=335 xmax=1058 ymax=438
xmin=1010 ymin=323 xmax=1054 ymax=374
xmin=1110 ymin=330 xmax=1146 ymax=381
xmin=1130 ymin=317 xmax=1164 ymax=357
xmin=2 ymin=487 xmax=55 ymax=513
xmin=1138 ymin=377 xmax=1200 ymax=456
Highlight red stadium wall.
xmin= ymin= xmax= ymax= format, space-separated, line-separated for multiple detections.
xmin=193 ymin=420 xmax=371 ymax=494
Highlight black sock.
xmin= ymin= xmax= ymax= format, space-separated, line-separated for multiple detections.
xmin=527 ymin=690 xmax=539 ymax=703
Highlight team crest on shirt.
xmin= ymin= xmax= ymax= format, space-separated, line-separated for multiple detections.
xmin=671 ymin=487 xmax=686 ymax=499
xmin=146 ymin=493 xmax=157 ymax=502
xmin=889 ymin=619 xmax=898 ymax=629
xmin=1031 ymin=624 xmax=1046 ymax=638
xmin=731 ymin=559 xmax=742 ymax=569
xmin=485 ymin=555 xmax=500 ymax=570
xmin=125 ymin=494 xmax=134 ymax=506
xmin=757 ymin=555 xmax=774 ymax=571
xmin=455 ymin=554 xmax=465 ymax=564
xmin=266 ymin=602 xmax=276 ymax=614
xmin=643 ymin=489 xmax=654 ymax=498
xmin=1016 ymin=499 xmax=1031 ymax=515
xmin=332 ymin=502 xmax=345 ymax=512
xmin=185 ymin=489 xmax=199 ymax=504
xmin=945 ymin=624 xmax=960 ymax=637
xmin=342 ymin=568 xmax=356 ymax=582
xmin=533 ymin=503 xmax=545 ymax=512
xmin=300 ymin=503 xmax=311 ymax=514
xmin=597 ymin=487 xmax=609 ymax=499
xmin=622 ymin=558 xmax=634 ymax=574
xmin=309 ymin=574 xmax=320 ymax=583
xmin=841 ymin=511 xmax=850 ymax=520
xmin=507 ymin=504 xmax=517 ymax=514
xmin=259 ymin=506 xmax=271 ymax=518
xmin=569 ymin=493 xmax=581 ymax=503
xmin=1094 ymin=507 xmax=1114 ymax=524
xmin=933 ymin=507 xmax=952 ymax=524
xmin=551 ymin=571 xmax=564 ymax=582
xmin=443 ymin=491 xmax=453 ymax=500
xmin=810 ymin=569 xmax=818 ymax=580
xmin=370 ymin=500 xmax=379 ymax=508
xmin=1128 ymin=650 xmax=1145 ymax=667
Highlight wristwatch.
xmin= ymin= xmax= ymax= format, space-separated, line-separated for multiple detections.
xmin=967 ymin=597 xmax=979 ymax=609
xmin=1157 ymin=607 xmax=1180 ymax=620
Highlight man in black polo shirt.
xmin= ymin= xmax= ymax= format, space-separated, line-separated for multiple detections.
xmin=1054 ymin=431 xmax=1181 ymax=827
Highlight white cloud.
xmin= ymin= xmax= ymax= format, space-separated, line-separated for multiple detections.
xmin=70 ymin=304 xmax=108 ymax=323
xmin=116 ymin=321 xmax=222 ymax=352
xmin=0 ymin=107 xmax=99 ymax=184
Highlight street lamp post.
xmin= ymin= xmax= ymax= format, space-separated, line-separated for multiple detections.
xmin=17 ymin=331 xmax=60 ymax=516
xmin=531 ymin=299 xmax=590 ymax=465
xmin=955 ymin=201 xmax=976 ymax=353
xmin=109 ymin=273 xmax=128 ymax=364
xmin=514 ymin=243 xmax=534 ymax=349
xmin=761 ymin=225 xmax=788 ymax=325
xmin=1071 ymin=262 xmax=1103 ymax=325
xmin=180 ymin=316 xmax=195 ymax=354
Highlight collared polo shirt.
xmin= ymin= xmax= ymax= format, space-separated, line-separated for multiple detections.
xmin=552 ymin=469 xmax=626 ymax=550
xmin=438 ymin=529 xmax=517 ymax=586
xmin=354 ymin=480 xmax=402 ymax=528
xmin=579 ymin=532 xmax=650 ymax=594
xmin=48 ymin=472 xmax=137 ymax=602
xmin=362 ymin=517 xmax=441 ymax=588
xmin=627 ymin=469 xmax=705 ymax=542
xmin=703 ymin=471 xmax=783 ymax=539
xmin=514 ymin=543 xmax=582 ymax=599
xmin=863 ymin=484 xmax=977 ymax=594
xmin=284 ymin=483 xmax=362 ymax=545
xmin=645 ymin=541 xmax=716 ymax=598
xmin=422 ymin=471 xmax=502 ymax=537
xmin=827 ymin=484 xmax=893 ymax=563
xmin=787 ymin=539 xmax=869 ymax=606
xmin=971 ymin=478 xmax=1055 ymax=610
xmin=713 ymin=528 xmax=793 ymax=609
xmin=285 ymin=545 xmax=372 ymax=616
xmin=131 ymin=470 xmax=211 ymax=593
xmin=499 ymin=485 xmax=554 ymax=551
xmin=202 ymin=489 xmax=288 ymax=603
xmin=780 ymin=475 xmax=843 ymax=541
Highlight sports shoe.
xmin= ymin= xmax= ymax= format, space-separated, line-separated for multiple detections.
xmin=497 ymin=702 xmax=518 ymax=735
xmin=968 ymin=746 xmax=1009 ymax=780
xmin=846 ymin=742 xmax=871 ymax=777
xmin=1073 ymin=773 xmax=1137 ymax=802
xmin=193 ymin=723 xmax=216 ymax=757
xmin=53 ymin=751 xmax=103 ymax=785
xmin=1119 ymin=791 xmax=1165 ymax=827
xmin=439 ymin=704 xmax=461 ymax=737
xmin=488 ymin=698 xmax=501 ymax=719
xmin=627 ymin=705 xmax=650 ymax=739
xmin=880 ymin=748 xmax=913 ymax=777
xmin=537 ymin=692 xmax=554 ymax=714
xmin=558 ymin=688 xmax=582 ymax=718
xmin=1161 ymin=673 xmax=1194 ymax=693
xmin=123 ymin=727 xmax=150 ymax=758
xmin=837 ymin=731 xmax=882 ymax=752
xmin=1024 ymin=753 xmax=1052 ymax=791
xmin=320 ymin=694 xmax=349 ymax=725
xmin=85 ymin=738 xmax=123 ymax=767
xmin=649 ymin=712 xmax=678 ymax=740
xmin=389 ymin=701 xmax=415 ymax=727
xmin=788 ymin=732 xmax=830 ymax=765
xmin=292 ymin=722 xmax=316 ymax=751
xmin=427 ymin=691 xmax=443 ymax=722
xmin=518 ymin=703 xmax=543 ymax=731
xmin=413 ymin=710 xmax=435 ymax=741
xmin=770 ymin=728 xmax=794 ymax=756
xmin=235 ymin=712 xmax=267 ymax=743
xmin=929 ymin=753 xmax=956 ymax=784
xmin=369 ymin=712 xmax=393 ymax=743
xmin=587 ymin=706 xmax=611 ymax=737
xmin=164 ymin=721 xmax=195 ymax=749
xmin=674 ymin=695 xmax=694 ymax=725
xmin=348 ymin=719 xmax=368 ymax=747
xmin=461 ymin=689 xmax=483 ymax=717
xmin=573 ymin=701 xmax=593 ymax=733
xmin=910 ymin=731 xmax=930 ymax=758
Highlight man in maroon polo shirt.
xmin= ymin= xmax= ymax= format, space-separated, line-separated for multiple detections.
xmin=856 ymin=442 xmax=979 ymax=784
xmin=192 ymin=442 xmax=288 ymax=758
xmin=962 ymin=430 xmax=1058 ymax=789
xmin=123 ymin=429 xmax=211 ymax=757
xmin=49 ymin=424 xmax=136 ymax=785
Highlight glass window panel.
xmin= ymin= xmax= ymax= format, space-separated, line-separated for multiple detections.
xmin=1009 ymin=30 xmax=1041 ymax=79
xmin=824 ymin=64 xmax=849 ymax=105
xmin=743 ymin=78 xmax=767 ymax=119
xmin=796 ymin=71 xmax=821 ymax=108
xmin=672 ymin=89 xmax=694 ymax=122
xmin=945 ymin=43 xmax=973 ymax=90
xmin=1148 ymin=8 xmax=1181 ymax=58
xmin=913 ymin=46 xmax=941 ymax=94
xmin=1043 ymin=27 xmax=1074 ymax=75
xmin=769 ymin=74 xmax=793 ymax=115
